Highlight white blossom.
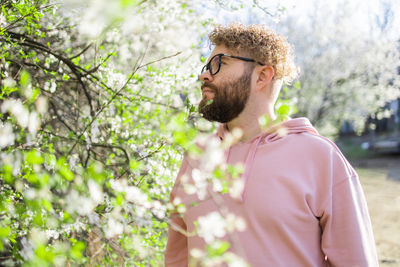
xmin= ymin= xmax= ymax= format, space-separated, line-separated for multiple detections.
xmin=197 ymin=212 xmax=226 ymax=243
xmin=20 ymin=237 xmax=34 ymax=260
xmin=88 ymin=212 xmax=100 ymax=226
xmin=28 ymin=111 xmax=40 ymax=135
xmin=3 ymin=77 xmax=16 ymax=88
xmin=88 ymin=179 xmax=103 ymax=204
xmin=190 ymin=248 xmax=205 ymax=258
xmin=68 ymin=154 xmax=79 ymax=169
xmin=212 ymin=179 xmax=223 ymax=192
xmin=0 ymin=122 xmax=15 ymax=148
xmin=24 ymin=188 xmax=36 ymax=200
xmin=183 ymin=183 xmax=197 ymax=195
xmin=110 ymin=179 xmax=149 ymax=207
xmin=105 ymin=217 xmax=124 ymax=239
xmin=126 ymin=186 xmax=147 ymax=205
xmin=35 ymin=96 xmax=48 ymax=115
xmin=2 ymin=99 xmax=29 ymax=128
xmin=197 ymin=135 xmax=224 ymax=173
xmin=65 ymin=190 xmax=96 ymax=216
xmin=151 ymin=200 xmax=166 ymax=219
xmin=225 ymin=213 xmax=246 ymax=232
xmin=45 ymin=229 xmax=60 ymax=240
xmin=192 ymin=168 xmax=208 ymax=200
xmin=90 ymin=120 xmax=100 ymax=142
xmin=172 ymin=197 xmax=181 ymax=206
xmin=229 ymin=179 xmax=244 ymax=199
xmin=84 ymin=132 xmax=91 ymax=149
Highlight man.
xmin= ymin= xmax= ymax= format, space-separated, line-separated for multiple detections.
xmin=165 ymin=23 xmax=378 ymax=266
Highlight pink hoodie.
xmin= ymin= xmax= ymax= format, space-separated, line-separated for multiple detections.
xmin=165 ymin=118 xmax=378 ymax=267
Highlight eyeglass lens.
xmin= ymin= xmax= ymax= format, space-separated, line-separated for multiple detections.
xmin=210 ymin=55 xmax=220 ymax=75
xmin=202 ymin=54 xmax=221 ymax=75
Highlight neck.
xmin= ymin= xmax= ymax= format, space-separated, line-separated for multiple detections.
xmin=227 ymin=107 xmax=276 ymax=143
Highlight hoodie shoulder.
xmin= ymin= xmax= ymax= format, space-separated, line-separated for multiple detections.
xmin=288 ymin=131 xmax=357 ymax=180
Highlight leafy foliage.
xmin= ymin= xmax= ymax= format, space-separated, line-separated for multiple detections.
xmin=0 ymin=0 xmax=205 ymax=265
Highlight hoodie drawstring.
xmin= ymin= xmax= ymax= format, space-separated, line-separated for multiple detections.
xmin=219 ymin=118 xmax=319 ymax=203
xmin=239 ymin=135 xmax=263 ymax=202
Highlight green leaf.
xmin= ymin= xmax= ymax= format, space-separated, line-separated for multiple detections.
xmin=59 ymin=165 xmax=73 ymax=181
xmin=206 ymin=241 xmax=230 ymax=257
xmin=71 ymin=241 xmax=86 ymax=259
xmin=227 ymin=164 xmax=244 ymax=178
xmin=19 ymin=70 xmax=31 ymax=86
xmin=41 ymin=199 xmax=53 ymax=212
xmin=26 ymin=173 xmax=39 ymax=185
xmin=115 ymin=193 xmax=124 ymax=206
xmin=3 ymin=164 xmax=13 ymax=184
xmin=29 ymin=87 xmax=41 ymax=103
xmin=0 ymin=227 xmax=10 ymax=238
xmin=293 ymin=80 xmax=301 ymax=89
xmin=33 ymin=213 xmax=44 ymax=226
xmin=277 ymin=104 xmax=290 ymax=116
xmin=36 ymin=244 xmax=54 ymax=262
xmin=26 ymin=150 xmax=44 ymax=165
xmin=62 ymin=73 xmax=70 ymax=81
xmin=213 ymin=167 xmax=224 ymax=179
xmin=121 ymin=0 xmax=138 ymax=8
xmin=129 ymin=160 xmax=141 ymax=170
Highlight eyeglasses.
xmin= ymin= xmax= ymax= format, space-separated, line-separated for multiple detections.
xmin=201 ymin=53 xmax=265 ymax=76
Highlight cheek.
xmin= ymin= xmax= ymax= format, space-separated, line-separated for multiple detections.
xmin=250 ymin=75 xmax=257 ymax=91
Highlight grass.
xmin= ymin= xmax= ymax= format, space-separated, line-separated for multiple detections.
xmin=335 ymin=137 xmax=374 ymax=160
xmin=357 ymin=166 xmax=400 ymax=266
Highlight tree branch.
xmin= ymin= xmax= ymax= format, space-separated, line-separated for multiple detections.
xmin=42 ymin=130 xmax=131 ymax=165
xmin=4 ymin=30 xmax=95 ymax=116
xmin=70 ymin=43 xmax=93 ymax=59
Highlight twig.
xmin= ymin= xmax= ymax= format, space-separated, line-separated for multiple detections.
xmin=135 ymin=51 xmax=182 ymax=70
xmin=49 ymin=100 xmax=76 ymax=133
xmin=70 ymin=43 xmax=93 ymax=59
xmin=4 ymin=30 xmax=95 ymax=116
xmin=138 ymin=142 xmax=164 ymax=161
xmin=4 ymin=3 xmax=56 ymax=31
xmin=66 ymin=43 xmax=151 ymax=154
xmin=252 ymin=0 xmax=276 ymax=17
xmin=42 ymin=130 xmax=131 ymax=164
xmin=85 ymin=53 xmax=113 ymax=74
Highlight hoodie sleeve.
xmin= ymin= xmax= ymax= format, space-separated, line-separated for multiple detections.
xmin=319 ymin=148 xmax=379 ymax=266
xmin=164 ymin=157 xmax=189 ymax=267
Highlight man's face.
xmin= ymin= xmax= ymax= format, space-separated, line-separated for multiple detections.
xmin=198 ymin=47 xmax=253 ymax=123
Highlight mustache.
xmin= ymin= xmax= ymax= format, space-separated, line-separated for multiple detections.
xmin=201 ymin=82 xmax=218 ymax=92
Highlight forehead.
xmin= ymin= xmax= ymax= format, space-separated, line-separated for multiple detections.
xmin=209 ymin=45 xmax=237 ymax=59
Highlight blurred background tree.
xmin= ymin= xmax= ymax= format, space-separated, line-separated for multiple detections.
xmin=277 ymin=0 xmax=400 ymax=136
xmin=205 ymin=0 xmax=400 ymax=137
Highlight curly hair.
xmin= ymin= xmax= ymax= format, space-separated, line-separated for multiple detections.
xmin=209 ymin=23 xmax=298 ymax=84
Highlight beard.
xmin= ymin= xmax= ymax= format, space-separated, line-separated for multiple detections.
xmin=198 ymin=68 xmax=252 ymax=123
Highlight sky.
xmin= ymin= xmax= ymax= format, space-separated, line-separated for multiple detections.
xmin=285 ymin=0 xmax=400 ymax=36
xmin=202 ymin=0 xmax=400 ymax=39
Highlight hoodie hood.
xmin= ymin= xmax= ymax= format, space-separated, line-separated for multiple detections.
xmin=217 ymin=117 xmax=319 ymax=201
xmin=217 ymin=117 xmax=318 ymax=143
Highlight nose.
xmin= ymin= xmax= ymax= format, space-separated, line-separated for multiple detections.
xmin=199 ymin=69 xmax=213 ymax=83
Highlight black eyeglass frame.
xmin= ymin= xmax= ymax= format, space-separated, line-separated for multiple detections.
xmin=201 ymin=53 xmax=265 ymax=76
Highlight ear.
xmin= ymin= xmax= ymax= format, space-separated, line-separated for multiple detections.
xmin=255 ymin=65 xmax=275 ymax=91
